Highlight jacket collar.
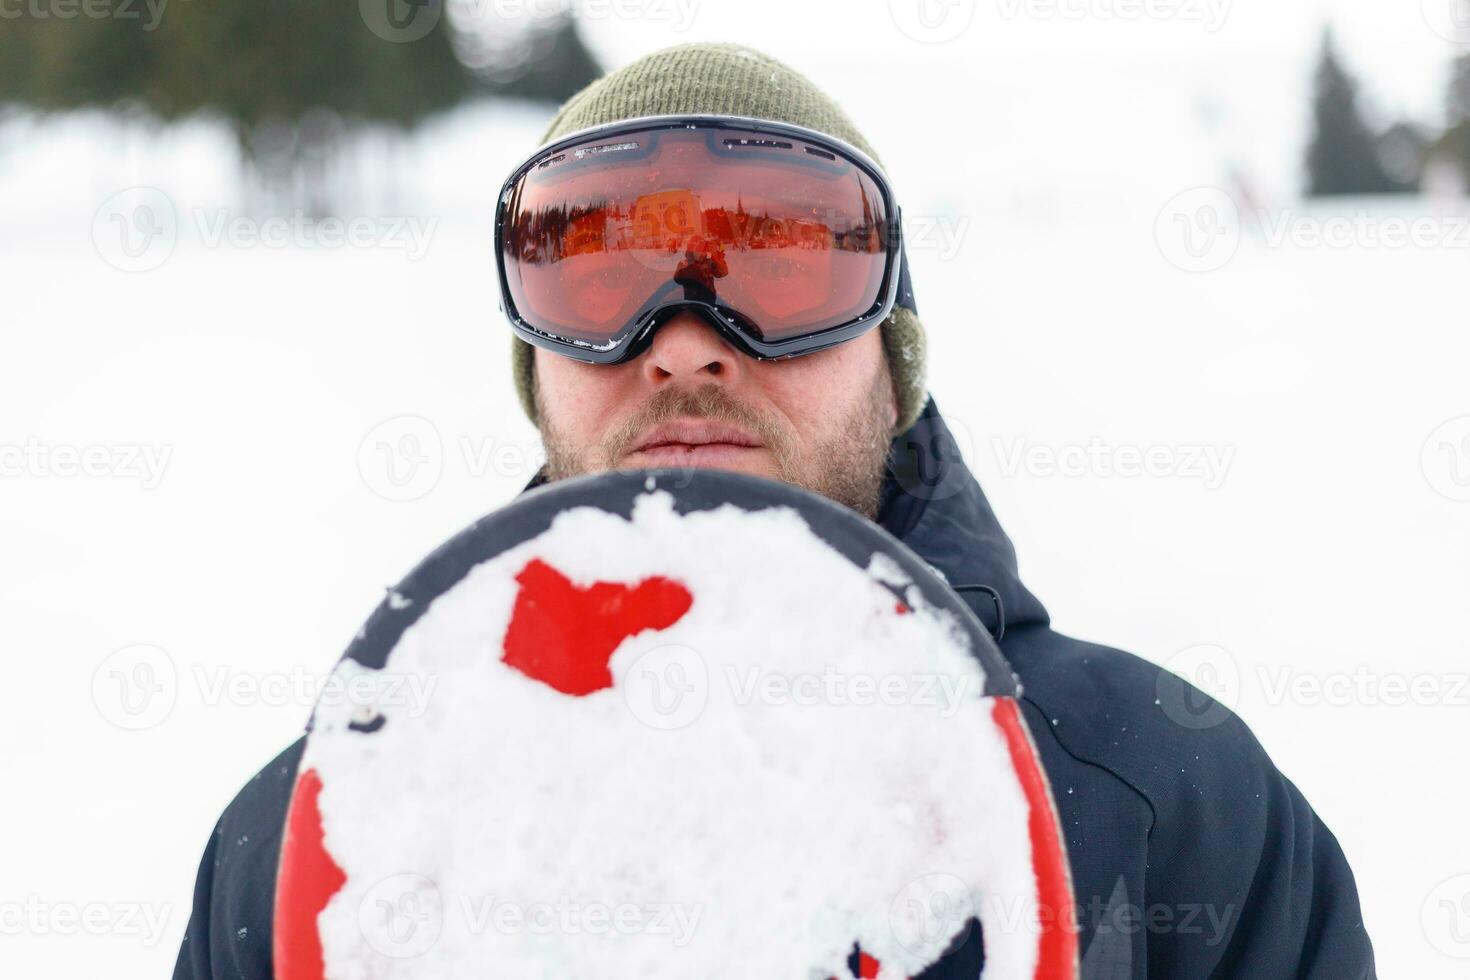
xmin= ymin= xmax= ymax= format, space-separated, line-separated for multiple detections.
xmin=878 ymin=397 xmax=1048 ymax=633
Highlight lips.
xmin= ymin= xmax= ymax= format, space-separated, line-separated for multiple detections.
xmin=629 ymin=419 xmax=764 ymax=458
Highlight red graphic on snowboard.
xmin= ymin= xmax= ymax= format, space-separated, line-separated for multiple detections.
xmin=501 ymin=557 xmax=693 ymax=695
xmin=274 ymin=768 xmax=346 ymax=980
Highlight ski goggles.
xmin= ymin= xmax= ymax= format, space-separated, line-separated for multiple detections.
xmin=494 ymin=115 xmax=914 ymax=364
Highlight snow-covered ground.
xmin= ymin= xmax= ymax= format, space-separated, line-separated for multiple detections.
xmin=3 ymin=31 xmax=1469 ymax=980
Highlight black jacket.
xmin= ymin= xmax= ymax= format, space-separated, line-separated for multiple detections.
xmin=173 ymin=399 xmax=1375 ymax=979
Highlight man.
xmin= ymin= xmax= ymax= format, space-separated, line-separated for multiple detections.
xmin=175 ymin=43 xmax=1375 ymax=978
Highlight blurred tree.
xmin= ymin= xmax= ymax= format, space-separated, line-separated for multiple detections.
xmin=1377 ymin=120 xmax=1431 ymax=190
xmin=1429 ymin=54 xmax=1470 ymax=191
xmin=1305 ymin=27 xmax=1404 ymax=196
xmin=0 ymin=1 xmax=599 ymax=209
xmin=450 ymin=11 xmax=601 ymax=102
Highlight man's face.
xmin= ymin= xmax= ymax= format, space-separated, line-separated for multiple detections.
xmin=534 ymin=313 xmax=898 ymax=518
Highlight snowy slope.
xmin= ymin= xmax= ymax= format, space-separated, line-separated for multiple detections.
xmin=3 ymin=45 xmax=1468 ymax=980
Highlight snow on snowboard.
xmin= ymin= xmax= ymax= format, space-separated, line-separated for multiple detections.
xmin=273 ymin=469 xmax=1078 ymax=979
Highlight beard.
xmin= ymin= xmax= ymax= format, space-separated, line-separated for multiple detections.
xmin=537 ymin=371 xmax=896 ymax=519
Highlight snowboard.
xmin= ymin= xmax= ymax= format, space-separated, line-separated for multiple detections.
xmin=273 ymin=468 xmax=1078 ymax=979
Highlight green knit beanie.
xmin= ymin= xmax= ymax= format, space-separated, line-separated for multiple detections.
xmin=508 ymin=42 xmax=928 ymax=435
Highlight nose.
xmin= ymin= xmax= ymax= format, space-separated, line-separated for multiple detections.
xmin=641 ymin=311 xmax=742 ymax=386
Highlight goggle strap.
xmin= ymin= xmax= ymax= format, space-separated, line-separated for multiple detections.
xmin=895 ymin=246 xmax=918 ymax=317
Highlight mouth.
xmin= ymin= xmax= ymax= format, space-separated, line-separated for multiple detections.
xmin=625 ymin=418 xmax=766 ymax=467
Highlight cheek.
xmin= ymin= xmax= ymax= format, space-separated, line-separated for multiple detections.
xmin=759 ymin=329 xmax=889 ymax=431
xmin=534 ymin=350 xmax=624 ymax=441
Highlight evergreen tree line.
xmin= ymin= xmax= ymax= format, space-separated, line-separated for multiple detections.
xmin=1308 ymin=25 xmax=1470 ymax=197
xmin=5 ymin=7 xmax=1470 ymax=202
xmin=0 ymin=0 xmax=600 ymax=208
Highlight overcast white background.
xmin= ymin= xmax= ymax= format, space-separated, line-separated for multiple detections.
xmin=3 ymin=0 xmax=1470 ymax=977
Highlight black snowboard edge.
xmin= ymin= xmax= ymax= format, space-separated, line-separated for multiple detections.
xmin=332 ymin=468 xmax=1019 ymax=703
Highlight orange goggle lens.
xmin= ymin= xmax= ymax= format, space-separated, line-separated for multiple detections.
xmin=498 ymin=124 xmax=896 ymax=354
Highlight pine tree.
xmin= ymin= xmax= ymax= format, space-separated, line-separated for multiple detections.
xmin=1305 ymin=27 xmax=1402 ymax=196
xmin=1433 ymin=54 xmax=1470 ymax=189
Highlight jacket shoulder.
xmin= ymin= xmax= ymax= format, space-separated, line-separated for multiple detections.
xmin=174 ymin=738 xmax=304 ymax=980
xmin=1001 ymin=625 xmax=1270 ymax=832
xmin=1001 ymin=625 xmax=1374 ymax=977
